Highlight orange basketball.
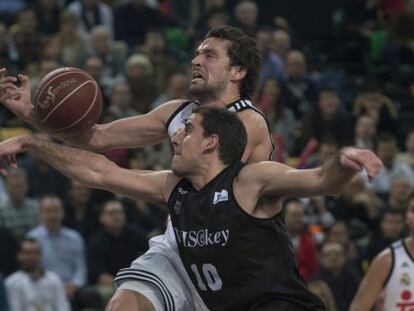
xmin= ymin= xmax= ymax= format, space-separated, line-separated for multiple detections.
xmin=34 ymin=67 xmax=103 ymax=136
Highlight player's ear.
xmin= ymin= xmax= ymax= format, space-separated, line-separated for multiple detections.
xmin=230 ymin=66 xmax=247 ymax=82
xmin=203 ymin=134 xmax=219 ymax=153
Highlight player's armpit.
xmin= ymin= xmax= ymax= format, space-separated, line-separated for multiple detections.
xmin=350 ymin=250 xmax=392 ymax=311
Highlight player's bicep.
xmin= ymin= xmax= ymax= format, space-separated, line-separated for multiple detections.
xmin=243 ymin=162 xmax=324 ymax=198
xmin=90 ymin=99 xmax=184 ymax=150
xmin=350 ymin=251 xmax=391 ymax=311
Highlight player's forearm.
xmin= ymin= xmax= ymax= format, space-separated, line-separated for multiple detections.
xmin=319 ymin=154 xmax=356 ymax=195
xmin=21 ymin=136 xmax=114 ymax=189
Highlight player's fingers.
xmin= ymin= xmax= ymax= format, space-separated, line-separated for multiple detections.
xmin=0 ymin=76 xmax=17 ymax=84
xmin=0 ymin=68 xmax=5 ymax=79
xmin=340 ymin=155 xmax=362 ymax=172
xmin=18 ymin=74 xmax=29 ymax=87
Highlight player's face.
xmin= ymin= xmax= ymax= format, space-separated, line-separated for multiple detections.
xmin=171 ymin=113 xmax=205 ymax=177
xmin=190 ymin=38 xmax=232 ymax=100
xmin=407 ymin=198 xmax=414 ymax=234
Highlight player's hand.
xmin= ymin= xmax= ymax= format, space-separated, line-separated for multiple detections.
xmin=0 ymin=68 xmax=34 ymax=122
xmin=339 ymin=147 xmax=383 ymax=181
xmin=0 ymin=135 xmax=29 ymax=175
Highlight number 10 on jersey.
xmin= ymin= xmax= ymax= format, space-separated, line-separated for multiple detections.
xmin=191 ymin=263 xmax=223 ymax=291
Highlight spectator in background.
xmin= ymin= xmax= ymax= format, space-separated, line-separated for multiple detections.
xmin=151 ymin=71 xmax=189 ymax=109
xmin=364 ymin=210 xmax=406 ymax=263
xmin=368 ymin=133 xmax=414 ymax=194
xmin=138 ymin=29 xmax=179 ymax=93
xmin=353 ymin=115 xmax=377 ymax=150
xmin=281 ymin=50 xmax=318 ymax=119
xmin=27 ymin=195 xmax=87 ymax=303
xmin=114 ymin=0 xmax=163 ymax=49
xmin=0 ymin=168 xmax=38 ymax=239
xmin=29 ymin=59 xmax=59 ymax=96
xmin=315 ymin=241 xmax=360 ymax=311
xmin=56 ymin=11 xmax=88 ymax=67
xmin=66 ymin=0 xmax=113 ymax=38
xmin=86 ymin=25 xmax=127 ymax=80
xmin=5 ymin=238 xmax=70 ymax=311
xmin=124 ymin=53 xmax=158 ymax=114
xmin=0 ymin=23 xmax=18 ymax=72
xmin=302 ymin=87 xmax=352 ymax=148
xmin=387 ymin=178 xmax=412 ymax=211
xmin=87 ymin=200 xmax=148 ymax=287
xmin=353 ymin=86 xmax=399 ymax=137
xmin=82 ymin=55 xmax=113 ymax=108
xmin=10 ymin=7 xmax=44 ymax=70
xmin=255 ymin=77 xmax=296 ymax=156
xmin=398 ymin=130 xmax=414 ymax=171
xmin=256 ymin=27 xmax=285 ymax=87
xmin=272 ymin=29 xmax=291 ymax=62
xmin=0 ymin=227 xmax=18 ymax=277
xmin=285 ymin=198 xmax=318 ymax=281
xmin=34 ymin=0 xmax=62 ymax=35
xmin=109 ymin=81 xmax=138 ymax=119
xmin=231 ymin=0 xmax=258 ymax=38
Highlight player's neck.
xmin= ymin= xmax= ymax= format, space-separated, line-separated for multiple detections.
xmin=202 ymin=92 xmax=242 ymax=107
xmin=189 ymin=160 xmax=228 ymax=191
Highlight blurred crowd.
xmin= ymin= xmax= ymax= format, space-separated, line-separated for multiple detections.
xmin=0 ymin=0 xmax=414 ymax=310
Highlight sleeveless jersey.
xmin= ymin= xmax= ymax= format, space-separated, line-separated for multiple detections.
xmin=168 ymin=161 xmax=326 ymax=311
xmin=383 ymin=240 xmax=414 ymax=311
xmin=164 ymin=98 xmax=275 ymax=245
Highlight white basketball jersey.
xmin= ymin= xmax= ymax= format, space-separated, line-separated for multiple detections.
xmin=383 ymin=240 xmax=414 ymax=311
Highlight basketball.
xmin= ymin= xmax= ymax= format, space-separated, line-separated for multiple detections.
xmin=34 ymin=67 xmax=103 ymax=136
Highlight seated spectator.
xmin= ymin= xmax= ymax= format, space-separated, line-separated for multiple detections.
xmin=302 ymin=87 xmax=352 ymax=148
xmin=368 ymin=133 xmax=414 ymax=194
xmin=285 ymin=198 xmax=318 ymax=281
xmin=114 ymin=0 xmax=163 ymax=48
xmin=151 ymin=71 xmax=189 ymax=109
xmin=397 ymin=130 xmax=414 ymax=171
xmin=256 ymin=27 xmax=285 ymax=89
xmin=66 ymin=0 xmax=113 ymax=38
xmin=281 ymin=50 xmax=318 ymax=119
xmin=272 ymin=29 xmax=291 ymax=62
xmin=137 ymin=29 xmax=180 ymax=92
xmin=109 ymin=81 xmax=139 ymax=119
xmin=364 ymin=209 xmax=406 ymax=263
xmin=255 ymin=77 xmax=296 ymax=156
xmin=10 ymin=7 xmax=44 ymax=70
xmin=0 ymin=168 xmax=39 ymax=239
xmin=353 ymin=86 xmax=399 ymax=137
xmin=124 ymin=53 xmax=158 ymax=114
xmin=34 ymin=0 xmax=62 ymax=35
xmin=387 ymin=178 xmax=412 ymax=211
xmin=27 ymin=195 xmax=87 ymax=304
xmin=87 ymin=200 xmax=148 ymax=287
xmin=231 ymin=0 xmax=258 ymax=38
xmin=5 ymin=238 xmax=70 ymax=311
xmin=353 ymin=115 xmax=377 ymax=150
xmin=56 ymin=11 xmax=88 ymax=67
xmin=0 ymin=227 xmax=18 ymax=277
xmin=315 ymin=242 xmax=360 ymax=311
xmin=85 ymin=25 xmax=127 ymax=80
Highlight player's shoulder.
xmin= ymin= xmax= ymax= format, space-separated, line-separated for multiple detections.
xmin=150 ymin=99 xmax=193 ymax=122
xmin=371 ymin=247 xmax=393 ymax=270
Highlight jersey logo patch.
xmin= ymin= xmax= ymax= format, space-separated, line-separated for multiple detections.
xmin=213 ymin=190 xmax=228 ymax=205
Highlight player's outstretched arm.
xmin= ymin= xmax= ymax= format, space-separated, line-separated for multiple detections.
xmin=238 ymin=147 xmax=383 ymax=200
xmin=0 ymin=135 xmax=180 ymax=204
xmin=0 ymin=68 xmax=184 ymax=152
xmin=350 ymin=249 xmax=392 ymax=311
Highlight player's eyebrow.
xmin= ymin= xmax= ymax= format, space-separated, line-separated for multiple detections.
xmin=194 ymin=47 xmax=218 ymax=57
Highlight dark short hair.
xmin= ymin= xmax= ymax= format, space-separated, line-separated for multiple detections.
xmin=375 ymin=133 xmax=397 ymax=149
xmin=204 ymin=26 xmax=261 ymax=99
xmin=19 ymin=238 xmax=40 ymax=251
xmin=194 ymin=106 xmax=247 ymax=165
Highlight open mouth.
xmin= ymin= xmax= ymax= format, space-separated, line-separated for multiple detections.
xmin=191 ymin=71 xmax=204 ymax=82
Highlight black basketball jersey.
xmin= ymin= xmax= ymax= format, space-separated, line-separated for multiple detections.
xmin=168 ymin=161 xmax=327 ymax=311
xmin=166 ymin=99 xmax=275 ymax=160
